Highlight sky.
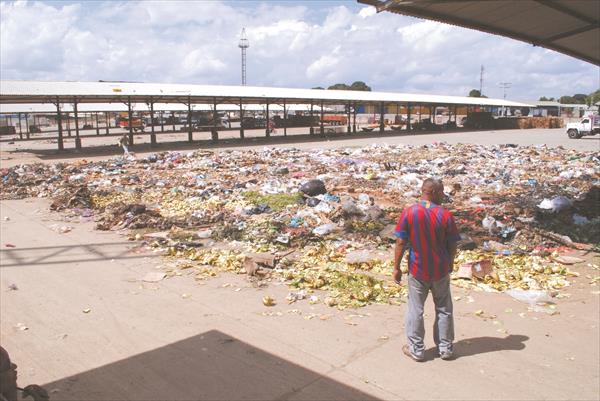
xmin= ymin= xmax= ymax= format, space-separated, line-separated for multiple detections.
xmin=1 ymin=0 xmax=599 ymax=101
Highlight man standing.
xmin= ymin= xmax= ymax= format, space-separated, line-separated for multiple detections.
xmin=393 ymin=178 xmax=460 ymax=361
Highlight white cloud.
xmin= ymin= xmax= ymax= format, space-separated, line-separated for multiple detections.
xmin=0 ymin=0 xmax=597 ymax=100
xmin=358 ymin=6 xmax=376 ymax=19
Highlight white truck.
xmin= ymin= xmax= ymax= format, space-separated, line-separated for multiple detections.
xmin=566 ymin=114 xmax=600 ymax=139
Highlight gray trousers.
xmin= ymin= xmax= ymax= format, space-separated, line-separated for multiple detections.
xmin=406 ymin=274 xmax=454 ymax=357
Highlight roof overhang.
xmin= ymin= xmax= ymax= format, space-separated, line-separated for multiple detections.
xmin=358 ymin=0 xmax=600 ymax=66
xmin=0 ymin=80 xmax=532 ymax=109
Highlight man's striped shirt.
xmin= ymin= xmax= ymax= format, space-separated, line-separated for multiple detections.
xmin=395 ymin=201 xmax=460 ymax=282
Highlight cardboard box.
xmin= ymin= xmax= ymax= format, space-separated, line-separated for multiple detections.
xmin=457 ymin=259 xmax=493 ymax=280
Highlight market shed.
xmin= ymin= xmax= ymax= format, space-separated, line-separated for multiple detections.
xmin=359 ymin=0 xmax=600 ymax=66
xmin=0 ymin=80 xmax=530 ymax=150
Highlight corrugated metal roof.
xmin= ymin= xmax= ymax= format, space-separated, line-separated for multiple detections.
xmin=0 ymin=80 xmax=532 ymax=108
xmin=359 ymin=0 xmax=600 ymax=65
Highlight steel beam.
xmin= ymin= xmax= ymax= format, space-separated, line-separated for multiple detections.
xmin=379 ymin=101 xmax=385 ymax=133
xmin=187 ymin=97 xmax=193 ymax=142
xmin=320 ymin=100 xmax=324 ymax=135
xmin=127 ymin=97 xmax=134 ymax=146
xmin=18 ymin=113 xmax=22 ymax=140
xmin=25 ymin=113 xmax=30 ymax=139
xmin=407 ymin=102 xmax=412 ymax=131
xmin=239 ymin=98 xmax=244 ymax=139
xmin=212 ymin=97 xmax=219 ymax=142
xmin=352 ymin=102 xmax=357 ymax=133
xmin=309 ymin=102 xmax=314 ymax=135
xmin=74 ymin=97 xmax=82 ymax=150
xmin=265 ymin=100 xmax=270 ymax=138
xmin=150 ymin=99 xmax=156 ymax=147
xmin=56 ymin=98 xmax=64 ymax=151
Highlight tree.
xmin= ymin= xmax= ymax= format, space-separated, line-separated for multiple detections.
xmin=349 ymin=81 xmax=371 ymax=91
xmin=468 ymin=89 xmax=482 ymax=97
xmin=572 ymin=94 xmax=587 ymax=104
xmin=587 ymin=89 xmax=600 ymax=105
xmin=327 ymin=83 xmax=351 ymax=90
xmin=559 ymin=95 xmax=575 ymax=104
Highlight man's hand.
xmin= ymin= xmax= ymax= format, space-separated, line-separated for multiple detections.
xmin=394 ymin=238 xmax=407 ymax=285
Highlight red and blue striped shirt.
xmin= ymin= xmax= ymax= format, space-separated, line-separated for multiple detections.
xmin=395 ymin=201 xmax=460 ymax=282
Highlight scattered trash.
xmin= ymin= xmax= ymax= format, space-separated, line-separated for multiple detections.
xmin=16 ymin=322 xmax=28 ymax=331
xmin=7 ymin=283 xmax=18 ymax=291
xmin=262 ymin=295 xmax=276 ymax=306
xmin=1 ymin=144 xmax=598 ymax=310
xmin=82 ymin=308 xmax=91 ymax=313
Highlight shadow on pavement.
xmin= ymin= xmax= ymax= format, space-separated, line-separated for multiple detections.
xmin=424 ymin=334 xmax=529 ymax=361
xmin=41 ymin=330 xmax=379 ymax=401
xmin=0 ymin=242 xmax=156 ymax=268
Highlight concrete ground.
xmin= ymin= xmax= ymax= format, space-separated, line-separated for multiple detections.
xmin=1 ymin=127 xmax=599 ymax=168
xmin=1 ymin=129 xmax=599 ymax=400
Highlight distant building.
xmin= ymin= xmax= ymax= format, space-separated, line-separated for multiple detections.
xmin=524 ymin=100 xmax=597 ymax=118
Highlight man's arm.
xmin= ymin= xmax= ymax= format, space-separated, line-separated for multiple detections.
xmin=393 ymin=238 xmax=407 ymax=284
xmin=447 ymin=240 xmax=457 ymax=272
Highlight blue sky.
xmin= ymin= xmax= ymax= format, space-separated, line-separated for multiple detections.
xmin=1 ymin=0 xmax=598 ymax=101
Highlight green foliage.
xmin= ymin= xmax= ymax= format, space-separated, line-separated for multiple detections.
xmin=328 ymin=83 xmax=351 ymax=90
xmin=242 ymin=191 xmax=302 ymax=211
xmin=323 ymin=81 xmax=372 ymax=91
xmin=349 ymin=81 xmax=372 ymax=91
xmin=469 ymin=89 xmax=482 ymax=97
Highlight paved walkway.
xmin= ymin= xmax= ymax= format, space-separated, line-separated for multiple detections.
xmin=1 ymin=199 xmax=599 ymax=400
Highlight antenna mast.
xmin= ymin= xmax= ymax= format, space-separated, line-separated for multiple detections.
xmin=238 ymin=28 xmax=249 ymax=86
xmin=479 ymin=65 xmax=484 ymax=96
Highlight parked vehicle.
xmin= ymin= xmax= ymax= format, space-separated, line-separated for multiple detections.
xmin=566 ymin=114 xmax=600 ymax=139
xmin=119 ymin=118 xmax=145 ymax=132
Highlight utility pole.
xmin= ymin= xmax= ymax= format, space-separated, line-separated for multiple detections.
xmin=498 ymin=82 xmax=512 ymax=116
xmin=238 ymin=28 xmax=249 ymax=86
xmin=479 ymin=65 xmax=484 ymax=96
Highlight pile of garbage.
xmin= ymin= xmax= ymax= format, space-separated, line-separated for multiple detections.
xmin=1 ymin=143 xmax=599 ymax=308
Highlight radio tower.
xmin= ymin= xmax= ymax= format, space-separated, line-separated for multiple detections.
xmin=479 ymin=65 xmax=484 ymax=96
xmin=238 ymin=28 xmax=249 ymax=86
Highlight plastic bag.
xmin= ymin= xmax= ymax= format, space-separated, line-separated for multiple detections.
xmin=506 ymin=289 xmax=552 ymax=305
xmin=312 ymin=223 xmax=336 ymax=236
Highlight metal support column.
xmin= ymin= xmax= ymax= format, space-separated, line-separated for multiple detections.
xmin=239 ymin=98 xmax=244 ymax=139
xmin=187 ymin=97 xmax=193 ymax=142
xmin=74 ymin=97 xmax=82 ymax=150
xmin=127 ymin=97 xmax=134 ymax=146
xmin=347 ymin=103 xmax=351 ymax=134
xmin=95 ymin=113 xmax=100 ymax=135
xmin=265 ymin=100 xmax=270 ymax=138
xmin=407 ymin=103 xmax=412 ymax=131
xmin=66 ymin=113 xmax=71 ymax=137
xmin=212 ymin=97 xmax=219 ymax=142
xmin=160 ymin=111 xmax=164 ymax=132
xmin=319 ymin=100 xmax=324 ymax=135
xmin=309 ymin=102 xmax=314 ymax=135
xmin=283 ymin=99 xmax=287 ymax=137
xmin=379 ymin=101 xmax=385 ymax=133
xmin=25 ymin=114 xmax=30 ymax=139
xmin=353 ymin=102 xmax=357 ymax=133
xmin=56 ymin=98 xmax=64 ymax=151
xmin=18 ymin=113 xmax=23 ymax=140
xmin=105 ymin=112 xmax=110 ymax=135
xmin=150 ymin=99 xmax=157 ymax=147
